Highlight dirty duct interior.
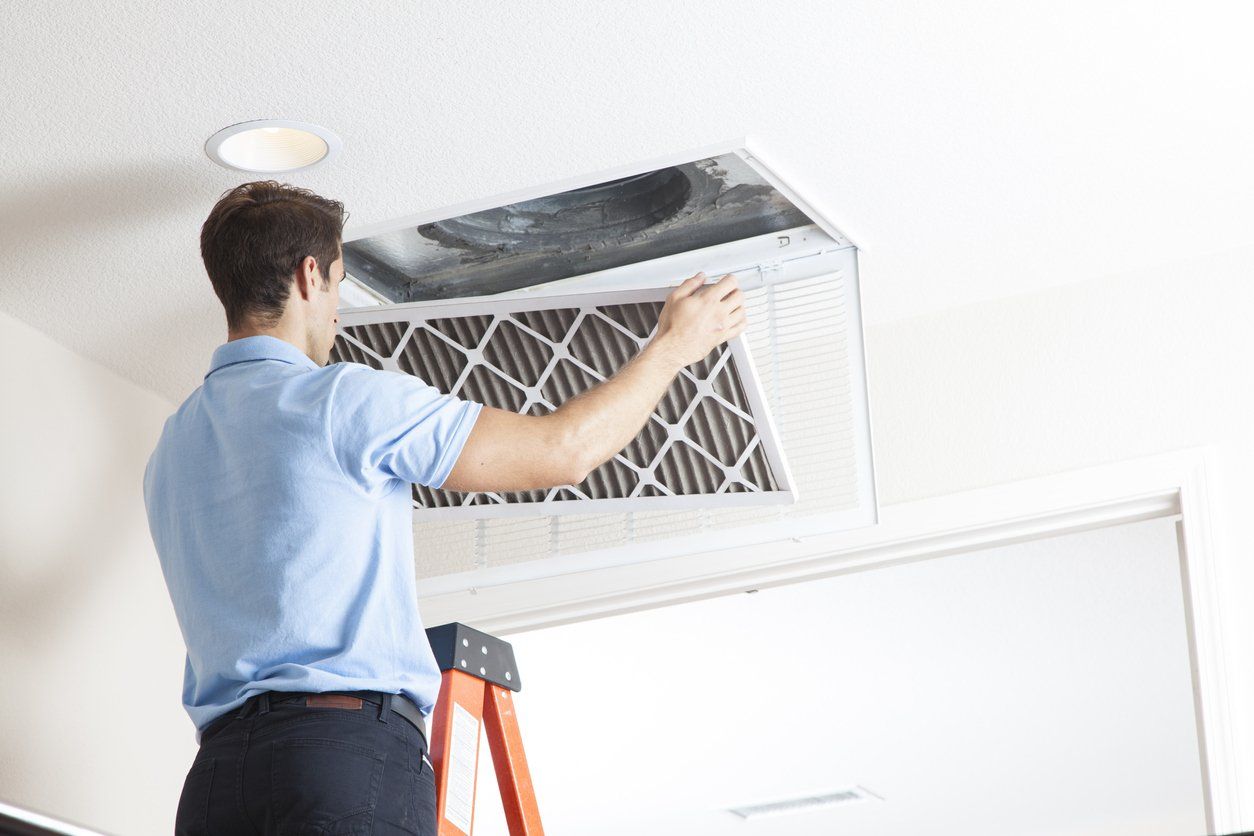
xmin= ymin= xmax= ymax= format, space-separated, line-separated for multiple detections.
xmin=342 ymin=152 xmax=814 ymax=302
xmin=329 ymin=290 xmax=788 ymax=515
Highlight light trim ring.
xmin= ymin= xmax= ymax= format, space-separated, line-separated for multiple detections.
xmin=204 ymin=119 xmax=341 ymax=173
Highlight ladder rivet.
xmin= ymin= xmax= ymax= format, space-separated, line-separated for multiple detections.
xmin=481 ymin=646 xmax=488 ymax=654
xmin=480 ymin=667 xmax=486 ymax=675
xmin=505 ymin=672 xmax=512 ymax=681
xmin=460 ymin=660 xmax=467 ymax=668
xmin=462 ymin=639 xmax=469 ymax=647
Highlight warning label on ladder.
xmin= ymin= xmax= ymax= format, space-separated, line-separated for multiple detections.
xmin=444 ymin=702 xmax=479 ymax=834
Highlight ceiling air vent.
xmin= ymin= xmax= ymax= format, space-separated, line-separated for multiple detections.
xmin=329 ymin=287 xmax=793 ymax=518
xmin=727 ymin=786 xmax=883 ymax=820
xmin=334 ymin=140 xmax=876 ymax=574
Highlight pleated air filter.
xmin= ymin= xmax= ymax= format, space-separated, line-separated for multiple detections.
xmin=330 ymin=286 xmax=793 ymax=518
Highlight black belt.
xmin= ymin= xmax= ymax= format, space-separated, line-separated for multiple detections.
xmin=207 ymin=690 xmax=428 ymax=745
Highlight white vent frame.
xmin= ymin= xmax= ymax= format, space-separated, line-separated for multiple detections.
xmin=334 ymin=284 xmax=797 ymax=520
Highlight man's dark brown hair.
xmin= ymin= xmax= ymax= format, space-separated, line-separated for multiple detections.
xmin=200 ymin=181 xmax=348 ymax=331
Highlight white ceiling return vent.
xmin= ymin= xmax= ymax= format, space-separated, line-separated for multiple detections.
xmin=727 ymin=786 xmax=883 ymax=820
xmin=333 ymin=140 xmax=878 ymax=576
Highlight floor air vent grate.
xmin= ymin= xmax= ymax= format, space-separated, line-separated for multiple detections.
xmin=331 ymin=287 xmax=794 ymax=519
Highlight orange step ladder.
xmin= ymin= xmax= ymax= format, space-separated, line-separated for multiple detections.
xmin=425 ymin=623 xmax=545 ymax=836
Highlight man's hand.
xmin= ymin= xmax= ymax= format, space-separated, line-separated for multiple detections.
xmin=652 ymin=272 xmax=747 ymax=368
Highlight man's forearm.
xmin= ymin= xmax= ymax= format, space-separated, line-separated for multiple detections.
xmin=550 ymin=335 xmax=686 ymax=476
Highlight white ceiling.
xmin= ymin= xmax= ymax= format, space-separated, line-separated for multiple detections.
xmin=3 ymin=1 xmax=1252 ymax=404
xmin=468 ymin=517 xmax=1205 ymax=835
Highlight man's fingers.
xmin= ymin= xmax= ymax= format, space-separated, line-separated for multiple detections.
xmin=693 ymin=272 xmax=738 ymax=300
xmin=706 ymin=275 xmax=741 ymax=303
xmin=669 ymin=271 xmax=707 ymax=299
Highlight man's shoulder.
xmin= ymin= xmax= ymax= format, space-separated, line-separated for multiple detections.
xmin=321 ymin=362 xmax=436 ymax=419
xmin=157 ymin=384 xmax=204 ymax=435
xmin=321 ymin=361 xmax=415 ymax=394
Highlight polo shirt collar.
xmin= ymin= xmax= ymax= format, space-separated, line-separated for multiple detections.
xmin=206 ymin=335 xmax=320 ymax=379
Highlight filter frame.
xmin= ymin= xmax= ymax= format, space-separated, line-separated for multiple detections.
xmin=332 ymin=284 xmax=796 ymax=520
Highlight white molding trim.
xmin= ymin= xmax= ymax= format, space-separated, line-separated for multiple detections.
xmin=417 ymin=446 xmax=1241 ymax=833
xmin=1173 ymin=450 xmax=1242 ymax=833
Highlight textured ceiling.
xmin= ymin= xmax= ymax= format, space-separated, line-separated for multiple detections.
xmin=2 ymin=1 xmax=1252 ymax=405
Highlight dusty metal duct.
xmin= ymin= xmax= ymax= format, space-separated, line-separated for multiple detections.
xmin=342 ymin=152 xmax=813 ymax=302
xmin=330 ymin=287 xmax=793 ymax=519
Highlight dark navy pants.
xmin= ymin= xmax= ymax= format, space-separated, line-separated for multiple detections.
xmin=174 ymin=692 xmax=436 ymax=835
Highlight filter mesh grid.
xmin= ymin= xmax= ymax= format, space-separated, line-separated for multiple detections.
xmin=331 ymin=292 xmax=787 ymax=519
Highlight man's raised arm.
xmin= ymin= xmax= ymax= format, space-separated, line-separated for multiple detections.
xmin=440 ymin=272 xmax=747 ymax=493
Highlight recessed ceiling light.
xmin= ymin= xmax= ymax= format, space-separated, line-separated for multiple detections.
xmin=204 ymin=119 xmax=341 ymax=173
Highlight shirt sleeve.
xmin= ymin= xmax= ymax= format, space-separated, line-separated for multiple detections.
xmin=328 ymin=365 xmax=484 ymax=491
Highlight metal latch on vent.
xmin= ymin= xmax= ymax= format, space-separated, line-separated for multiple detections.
xmin=742 ymin=259 xmax=784 ymax=291
xmin=759 ymin=259 xmax=784 ymax=280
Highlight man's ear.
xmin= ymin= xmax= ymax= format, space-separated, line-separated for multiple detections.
xmin=295 ymin=255 xmax=318 ymax=302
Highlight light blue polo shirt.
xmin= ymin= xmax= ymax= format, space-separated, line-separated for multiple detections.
xmin=143 ymin=335 xmax=483 ymax=740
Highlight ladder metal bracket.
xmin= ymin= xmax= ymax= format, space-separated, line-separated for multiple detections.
xmin=427 ymin=622 xmax=523 ymax=693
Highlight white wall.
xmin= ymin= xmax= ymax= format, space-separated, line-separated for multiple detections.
xmin=0 ymin=307 xmax=192 ymax=834
xmin=865 ymin=241 xmax=1254 ymax=822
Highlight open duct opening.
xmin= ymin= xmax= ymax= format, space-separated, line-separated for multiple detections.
xmin=418 ymin=169 xmax=692 ymax=251
xmin=343 ymin=153 xmax=814 ymax=302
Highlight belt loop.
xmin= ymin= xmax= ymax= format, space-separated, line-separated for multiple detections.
xmin=236 ymin=694 xmax=255 ymax=720
xmin=259 ymin=692 xmax=271 ymax=716
xmin=378 ymin=693 xmax=392 ymax=723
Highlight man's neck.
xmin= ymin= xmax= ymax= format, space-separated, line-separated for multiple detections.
xmin=228 ymin=322 xmax=314 ymax=364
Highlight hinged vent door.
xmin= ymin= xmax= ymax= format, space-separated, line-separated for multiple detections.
xmin=334 ymin=247 xmax=875 ymax=580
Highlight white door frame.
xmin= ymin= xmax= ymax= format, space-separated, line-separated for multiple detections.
xmin=418 ymin=446 xmax=1241 ymax=833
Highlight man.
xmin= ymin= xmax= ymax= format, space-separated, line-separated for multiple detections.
xmin=145 ymin=181 xmax=747 ymax=835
